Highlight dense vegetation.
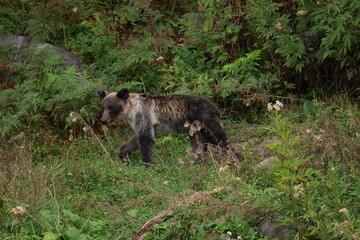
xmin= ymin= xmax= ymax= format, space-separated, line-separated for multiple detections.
xmin=0 ymin=0 xmax=359 ymax=239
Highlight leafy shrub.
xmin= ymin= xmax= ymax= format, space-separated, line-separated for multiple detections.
xmin=0 ymin=45 xmax=101 ymax=137
xmin=0 ymin=1 xmax=24 ymax=34
xmin=240 ymin=101 xmax=360 ymax=239
xmin=246 ymin=0 xmax=360 ymax=94
xmin=24 ymin=0 xmax=87 ymax=44
xmin=159 ymin=43 xmax=214 ymax=97
xmin=66 ymin=32 xmax=121 ymax=86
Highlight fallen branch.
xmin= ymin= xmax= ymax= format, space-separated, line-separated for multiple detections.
xmin=71 ymin=111 xmax=116 ymax=167
xmin=235 ymin=89 xmax=313 ymax=103
xmin=129 ymin=203 xmax=180 ymax=240
xmin=130 ymin=187 xmax=230 ymax=240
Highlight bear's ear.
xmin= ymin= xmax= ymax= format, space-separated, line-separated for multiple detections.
xmin=97 ymin=89 xmax=108 ymax=100
xmin=117 ymin=88 xmax=129 ymax=100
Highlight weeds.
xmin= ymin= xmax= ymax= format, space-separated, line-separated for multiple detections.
xmin=0 ymin=139 xmax=49 ymax=214
xmin=1 ymin=0 xmax=360 ymax=239
xmin=238 ymin=100 xmax=360 ymax=239
xmin=1 ymin=97 xmax=359 ymax=239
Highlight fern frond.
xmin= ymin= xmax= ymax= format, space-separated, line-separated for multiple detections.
xmin=0 ymin=114 xmax=21 ymax=137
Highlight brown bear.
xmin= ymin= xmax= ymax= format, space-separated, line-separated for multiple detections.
xmin=97 ymin=88 xmax=242 ymax=165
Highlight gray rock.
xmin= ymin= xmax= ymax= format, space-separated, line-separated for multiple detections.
xmin=0 ymin=34 xmax=83 ymax=70
xmin=259 ymin=219 xmax=295 ymax=240
xmin=36 ymin=43 xmax=84 ymax=70
xmin=0 ymin=34 xmax=31 ymax=49
xmin=0 ymin=34 xmax=31 ymax=61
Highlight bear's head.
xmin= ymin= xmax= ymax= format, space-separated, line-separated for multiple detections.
xmin=97 ymin=88 xmax=129 ymax=125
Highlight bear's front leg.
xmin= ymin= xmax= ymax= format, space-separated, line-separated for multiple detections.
xmin=135 ymin=113 xmax=155 ymax=166
xmin=137 ymin=130 xmax=155 ymax=166
xmin=119 ymin=135 xmax=139 ymax=160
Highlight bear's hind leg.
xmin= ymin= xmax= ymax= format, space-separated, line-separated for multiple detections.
xmin=204 ymin=121 xmax=243 ymax=161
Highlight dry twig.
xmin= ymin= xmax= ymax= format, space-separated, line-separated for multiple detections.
xmin=130 ymin=187 xmax=231 ymax=240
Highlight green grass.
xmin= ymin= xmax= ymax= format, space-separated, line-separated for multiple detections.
xmin=1 ymin=102 xmax=360 ymax=239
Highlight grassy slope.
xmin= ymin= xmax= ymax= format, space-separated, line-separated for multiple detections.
xmin=1 ymin=119 xmax=261 ymax=238
xmin=1 ymin=102 xmax=360 ymax=239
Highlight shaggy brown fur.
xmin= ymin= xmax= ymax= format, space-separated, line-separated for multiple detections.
xmin=98 ymin=88 xmax=242 ymax=165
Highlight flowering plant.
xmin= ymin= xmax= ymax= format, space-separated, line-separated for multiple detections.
xmin=265 ymin=101 xmax=318 ymax=238
xmin=259 ymin=101 xmax=360 ymax=239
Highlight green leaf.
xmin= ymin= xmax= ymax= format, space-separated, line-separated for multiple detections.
xmin=80 ymin=20 xmax=92 ymax=28
xmin=153 ymin=221 xmax=169 ymax=230
xmin=83 ymin=220 xmax=104 ymax=232
xmin=43 ymin=232 xmax=60 ymax=240
xmin=0 ymin=6 xmax=11 ymax=15
xmin=214 ymin=221 xmax=230 ymax=233
xmin=127 ymin=209 xmax=138 ymax=217
xmin=63 ymin=209 xmax=80 ymax=222
xmin=203 ymin=15 xmax=213 ymax=32
xmin=64 ymin=227 xmax=87 ymax=240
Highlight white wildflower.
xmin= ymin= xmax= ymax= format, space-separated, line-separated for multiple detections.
xmin=163 ymin=181 xmax=168 ymax=185
xmin=293 ymin=184 xmax=304 ymax=191
xmin=296 ymin=10 xmax=308 ymax=16
xmin=273 ymin=104 xmax=281 ymax=111
xmin=10 ymin=206 xmax=26 ymax=216
xmin=339 ymin=208 xmax=349 ymax=214
xmin=156 ymin=56 xmax=164 ymax=62
xmin=70 ymin=112 xmax=78 ymax=122
xmin=314 ymin=135 xmax=322 ymax=142
xmin=267 ymin=101 xmax=283 ymax=112
xmin=212 ymin=187 xmax=223 ymax=193
xmin=274 ymin=22 xmax=282 ymax=31
xmin=273 ymin=100 xmax=283 ymax=111
xmin=226 ymin=231 xmax=232 ymax=237
xmin=219 ymin=165 xmax=228 ymax=172
xmin=294 ymin=191 xmax=305 ymax=199
xmin=275 ymin=100 xmax=283 ymax=108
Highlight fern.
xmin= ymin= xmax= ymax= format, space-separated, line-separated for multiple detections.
xmin=115 ymin=37 xmax=158 ymax=72
xmin=222 ymin=50 xmax=261 ymax=76
xmin=0 ymin=47 xmax=101 ymax=137
xmin=0 ymin=115 xmax=21 ymax=137
xmin=23 ymin=0 xmax=84 ymax=43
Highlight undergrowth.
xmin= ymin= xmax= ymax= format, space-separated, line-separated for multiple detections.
xmin=0 ymin=1 xmax=359 ymax=239
xmin=0 ymin=99 xmax=359 ymax=239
